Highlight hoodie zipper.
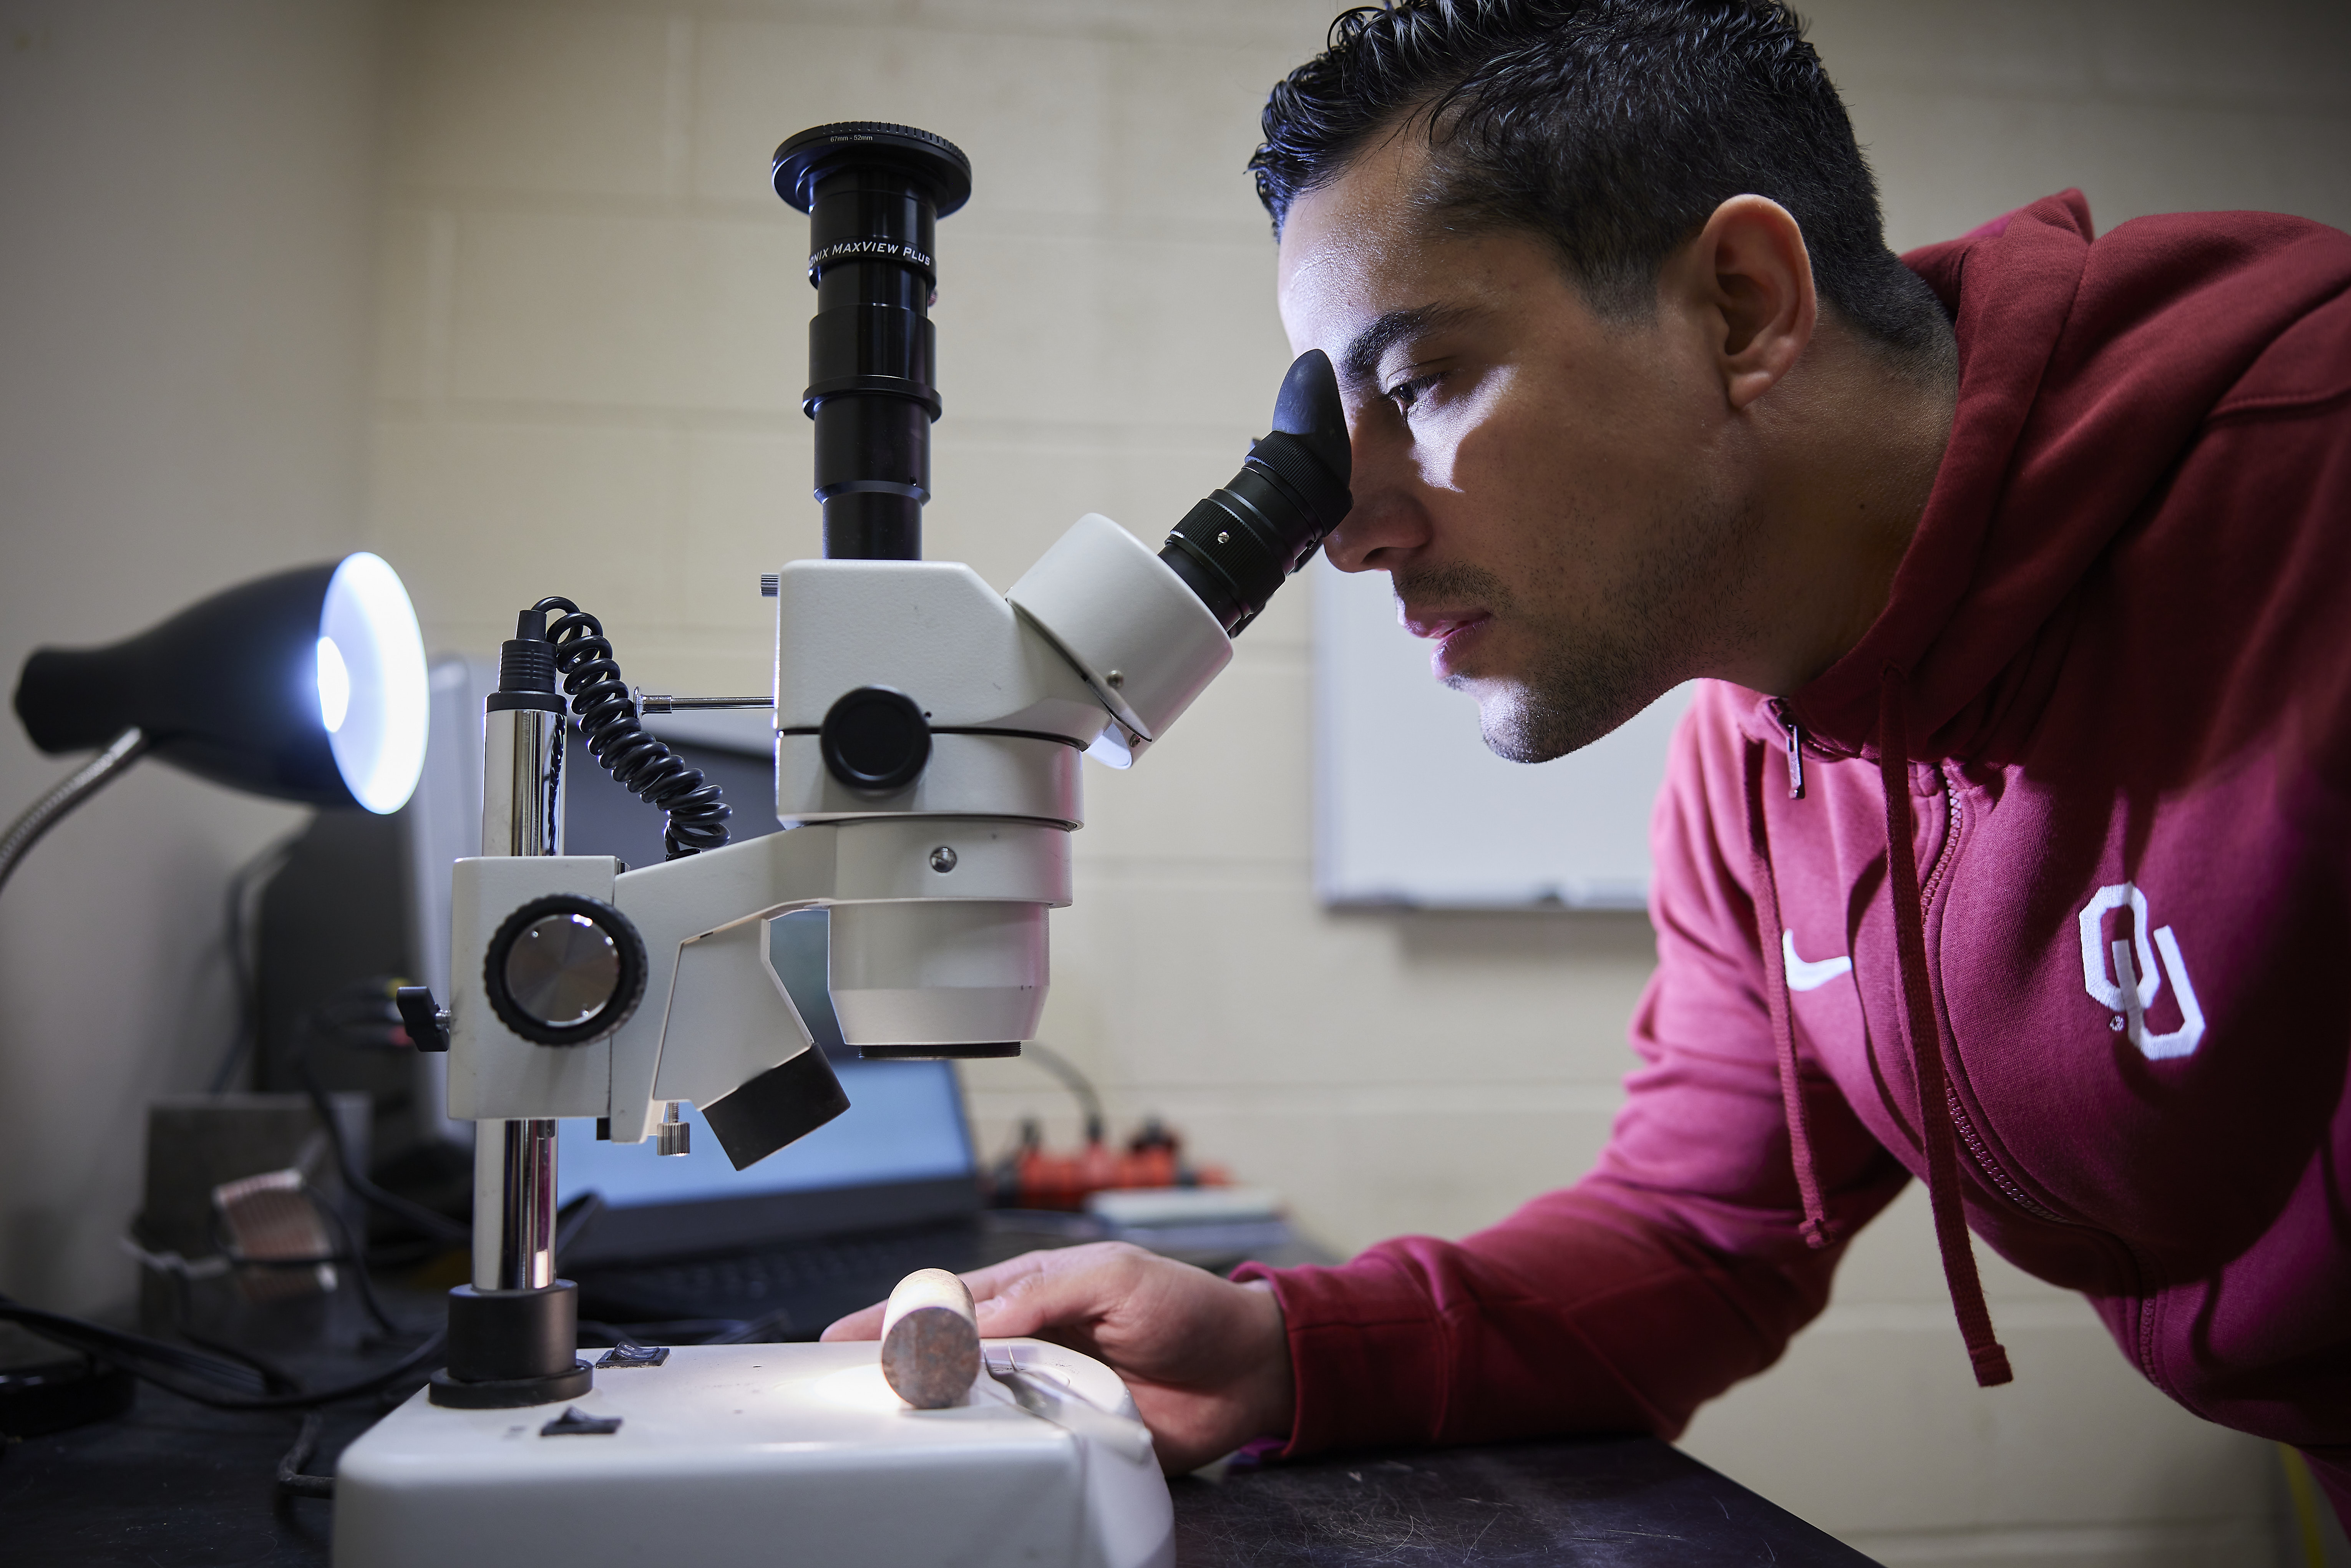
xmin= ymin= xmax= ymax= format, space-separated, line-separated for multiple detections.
xmin=1777 ymin=706 xmax=2059 ymax=1223
xmin=1917 ymin=764 xmax=2067 ymax=1227
xmin=1769 ymin=700 xmax=1805 ymax=798
xmin=1920 ymin=769 xmax=2160 ymax=1384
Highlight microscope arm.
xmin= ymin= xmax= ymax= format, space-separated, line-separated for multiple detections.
xmin=448 ymin=814 xmax=1075 ymax=1136
xmin=607 ymin=816 xmax=1072 ymax=1145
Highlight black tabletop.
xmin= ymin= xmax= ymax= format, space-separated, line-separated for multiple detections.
xmin=3 ymin=1382 xmax=1876 ymax=1567
xmin=1176 ymin=1441 xmax=1879 ymax=1566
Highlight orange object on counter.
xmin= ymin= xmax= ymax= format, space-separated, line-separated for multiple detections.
xmin=992 ymin=1117 xmax=1228 ymax=1211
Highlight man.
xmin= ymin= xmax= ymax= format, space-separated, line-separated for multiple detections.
xmin=828 ymin=0 xmax=2351 ymax=1518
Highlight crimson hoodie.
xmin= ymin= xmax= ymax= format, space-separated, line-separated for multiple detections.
xmin=1236 ymin=192 xmax=2351 ymax=1515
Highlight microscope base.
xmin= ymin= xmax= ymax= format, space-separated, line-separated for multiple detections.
xmin=331 ymin=1340 xmax=1175 ymax=1568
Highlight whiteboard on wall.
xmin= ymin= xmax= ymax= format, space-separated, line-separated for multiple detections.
xmin=1312 ymin=559 xmax=1694 ymax=910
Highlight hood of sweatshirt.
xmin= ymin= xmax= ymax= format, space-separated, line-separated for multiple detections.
xmin=1784 ymin=190 xmax=2351 ymax=765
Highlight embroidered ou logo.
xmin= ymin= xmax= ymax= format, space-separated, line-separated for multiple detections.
xmin=2077 ymin=883 xmax=2205 ymax=1060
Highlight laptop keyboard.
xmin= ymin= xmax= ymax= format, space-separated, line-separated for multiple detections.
xmin=572 ymin=1221 xmax=1010 ymax=1339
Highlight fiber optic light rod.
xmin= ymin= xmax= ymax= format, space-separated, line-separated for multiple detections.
xmin=418 ymin=122 xmax=1348 ymax=1411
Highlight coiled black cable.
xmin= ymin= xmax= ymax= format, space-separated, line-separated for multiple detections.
xmin=534 ymin=596 xmax=732 ymax=858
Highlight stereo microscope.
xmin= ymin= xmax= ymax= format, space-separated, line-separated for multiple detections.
xmin=334 ymin=123 xmax=1349 ymax=1568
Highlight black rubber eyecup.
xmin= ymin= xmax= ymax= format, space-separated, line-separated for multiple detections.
xmin=482 ymin=893 xmax=648 ymax=1047
xmin=819 ymin=686 xmax=931 ymax=793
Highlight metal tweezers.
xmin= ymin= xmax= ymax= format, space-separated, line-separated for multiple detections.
xmin=982 ymin=1348 xmax=1156 ymax=1466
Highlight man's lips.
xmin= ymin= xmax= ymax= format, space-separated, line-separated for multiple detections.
xmin=1401 ymin=609 xmax=1493 ymax=676
xmin=1401 ymin=609 xmax=1489 ymax=642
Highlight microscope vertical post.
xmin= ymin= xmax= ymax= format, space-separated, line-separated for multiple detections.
xmin=426 ymin=611 xmax=594 ymax=1409
xmin=475 ymin=683 xmax=563 ymax=1293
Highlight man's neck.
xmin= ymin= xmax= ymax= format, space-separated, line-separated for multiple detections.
xmin=1733 ymin=321 xmax=1958 ymax=696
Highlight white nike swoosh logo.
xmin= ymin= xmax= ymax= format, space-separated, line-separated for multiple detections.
xmin=1783 ymin=930 xmax=1854 ymax=992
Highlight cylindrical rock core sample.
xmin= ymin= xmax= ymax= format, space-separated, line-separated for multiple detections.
xmin=879 ymin=1267 xmax=981 ymax=1409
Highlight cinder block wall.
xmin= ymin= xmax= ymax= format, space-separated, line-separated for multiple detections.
xmin=358 ymin=3 xmax=2349 ymax=1565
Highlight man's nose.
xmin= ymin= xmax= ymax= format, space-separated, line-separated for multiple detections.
xmin=1322 ymin=421 xmax=1426 ymax=573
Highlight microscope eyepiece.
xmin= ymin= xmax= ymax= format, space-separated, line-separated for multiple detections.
xmin=775 ymin=122 xmax=973 ymax=561
xmin=1158 ymin=350 xmax=1354 ymax=635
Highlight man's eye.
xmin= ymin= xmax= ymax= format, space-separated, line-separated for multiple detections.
xmin=1384 ymin=373 xmax=1438 ymax=415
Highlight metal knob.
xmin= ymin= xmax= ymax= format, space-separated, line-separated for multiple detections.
xmin=483 ymin=894 xmax=648 ymax=1047
xmin=394 ymin=985 xmax=451 ymax=1052
xmin=819 ymin=685 xmax=930 ymax=793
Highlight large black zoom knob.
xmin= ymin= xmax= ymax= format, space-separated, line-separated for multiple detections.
xmin=820 ymin=686 xmax=930 ymax=793
xmin=483 ymin=894 xmax=648 ymax=1047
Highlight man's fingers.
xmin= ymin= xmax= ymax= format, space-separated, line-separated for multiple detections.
xmin=818 ymin=1245 xmax=1122 ymax=1343
xmin=946 ymin=1248 xmax=1070 ymax=1316
xmin=819 ymin=1242 xmax=1287 ymax=1471
xmin=968 ymin=1243 xmax=1147 ymax=1338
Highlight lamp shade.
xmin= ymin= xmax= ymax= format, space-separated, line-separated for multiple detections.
xmin=12 ymin=553 xmax=428 ymax=813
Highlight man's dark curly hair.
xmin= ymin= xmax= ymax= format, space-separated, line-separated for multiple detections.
xmin=1251 ymin=0 xmax=1951 ymax=368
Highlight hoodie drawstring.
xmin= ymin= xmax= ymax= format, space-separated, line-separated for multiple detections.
xmin=1878 ymin=667 xmax=2015 ymax=1388
xmin=1742 ymin=738 xmax=1832 ymax=1249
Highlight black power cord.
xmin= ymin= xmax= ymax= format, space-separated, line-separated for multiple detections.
xmin=298 ymin=1190 xmax=412 ymax=1343
xmin=162 ymin=1266 xmax=304 ymax=1395
xmin=278 ymin=1412 xmax=332 ymax=1498
xmin=0 ymin=1283 xmax=448 ymax=1505
xmin=535 ymin=596 xmax=730 ymax=858
xmin=1021 ymin=1042 xmax=1107 ymax=1143
xmin=296 ymin=1046 xmax=468 ymax=1250
xmin=0 ymin=1294 xmax=446 ymax=1414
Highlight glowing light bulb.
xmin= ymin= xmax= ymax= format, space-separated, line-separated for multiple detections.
xmin=317 ymin=637 xmax=352 ymax=733
xmin=318 ymin=553 xmax=428 ymax=813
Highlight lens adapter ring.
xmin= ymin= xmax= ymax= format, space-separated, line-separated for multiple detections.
xmin=482 ymin=893 xmax=648 ymax=1047
xmin=773 ymin=122 xmax=973 ymax=216
xmin=801 ymin=373 xmax=943 ymax=421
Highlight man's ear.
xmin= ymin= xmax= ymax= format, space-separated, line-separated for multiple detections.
xmin=1676 ymin=195 xmax=1817 ymax=411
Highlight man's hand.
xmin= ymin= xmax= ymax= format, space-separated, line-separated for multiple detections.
xmin=821 ymin=1242 xmax=1294 ymax=1474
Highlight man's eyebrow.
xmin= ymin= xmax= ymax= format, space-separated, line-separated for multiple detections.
xmin=1337 ymin=304 xmax=1475 ymax=388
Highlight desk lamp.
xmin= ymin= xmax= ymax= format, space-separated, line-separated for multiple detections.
xmin=0 ymin=551 xmax=428 ymax=1440
xmin=4 ymin=552 xmax=430 ymax=892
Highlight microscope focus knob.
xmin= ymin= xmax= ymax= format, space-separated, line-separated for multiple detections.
xmin=820 ymin=686 xmax=931 ymax=793
xmin=482 ymin=894 xmax=648 ymax=1047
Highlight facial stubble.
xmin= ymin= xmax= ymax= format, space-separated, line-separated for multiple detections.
xmin=1403 ymin=488 xmax=1762 ymax=763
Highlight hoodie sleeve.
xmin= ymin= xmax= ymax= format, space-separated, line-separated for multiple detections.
xmin=1233 ymin=685 xmax=1911 ymax=1454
